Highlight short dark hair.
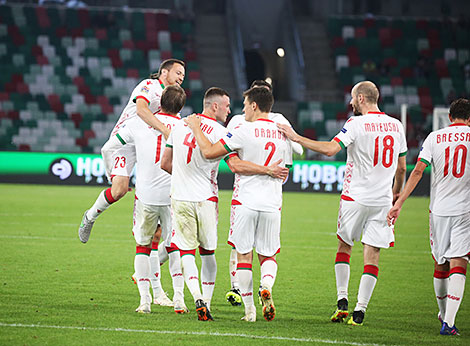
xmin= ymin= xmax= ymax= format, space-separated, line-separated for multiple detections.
xmin=449 ymin=98 xmax=470 ymax=121
xmin=150 ymin=59 xmax=185 ymax=79
xmin=203 ymin=87 xmax=230 ymax=106
xmin=243 ymin=87 xmax=274 ymax=113
xmin=250 ymin=79 xmax=273 ymax=92
xmin=161 ymin=84 xmax=186 ymax=115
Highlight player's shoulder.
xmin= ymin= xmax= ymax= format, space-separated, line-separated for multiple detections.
xmin=269 ymin=112 xmax=290 ymax=125
xmin=227 ymin=114 xmax=245 ymax=127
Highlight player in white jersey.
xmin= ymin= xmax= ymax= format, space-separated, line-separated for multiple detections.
xmin=225 ymin=80 xmax=303 ymax=306
xmin=185 ymin=87 xmax=292 ymax=322
xmin=388 ymin=98 xmax=470 ymax=336
xmin=111 ymin=85 xmax=187 ymax=314
xmin=78 ymin=59 xmax=185 ymax=243
xmin=278 ymin=81 xmax=407 ymax=326
xmin=161 ymin=87 xmax=289 ymax=321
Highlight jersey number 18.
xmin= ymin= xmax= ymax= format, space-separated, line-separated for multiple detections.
xmin=373 ymin=135 xmax=394 ymax=168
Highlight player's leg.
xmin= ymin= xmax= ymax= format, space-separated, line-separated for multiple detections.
xmin=332 ymin=239 xmax=352 ymax=322
xmin=172 ymin=200 xmax=211 ymax=321
xmin=230 ymin=205 xmax=257 ymax=321
xmin=238 ymin=250 xmax=256 ymax=322
xmin=166 ymin=243 xmax=187 ymax=313
xmin=225 ymin=246 xmax=242 ymax=306
xmin=433 ymin=261 xmax=450 ymax=325
xmin=196 ymin=200 xmax=218 ymax=317
xmin=255 ymin=209 xmax=281 ymax=322
xmin=78 ymin=143 xmax=135 ymax=243
xmin=441 ymin=257 xmax=467 ymax=335
xmin=258 ymin=255 xmax=277 ymax=322
xmin=332 ymin=199 xmax=363 ymax=322
xmin=226 ymin=204 xmax=242 ymax=305
xmin=199 ymin=246 xmax=216 ymax=310
xmin=348 ymin=244 xmax=380 ymax=325
xmin=150 ymin=224 xmax=173 ymax=307
xmin=132 ymin=199 xmax=156 ymax=313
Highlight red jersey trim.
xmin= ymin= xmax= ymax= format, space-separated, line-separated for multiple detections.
xmin=207 ymin=196 xmax=218 ymax=202
xmin=198 ymin=113 xmax=216 ymax=121
xmin=256 ymin=118 xmax=274 ymax=123
xmin=449 ymin=123 xmax=467 ymax=127
xmin=341 ymin=195 xmax=355 ymax=201
xmin=418 ymin=158 xmax=430 ymax=167
xmin=367 ymin=111 xmax=385 ymax=115
xmin=135 ymin=95 xmax=150 ymax=105
xmin=333 ymin=137 xmax=345 ymax=149
xmin=231 ymin=199 xmax=242 ymax=205
xmin=157 ymin=112 xmax=181 ymax=119
xmin=224 ymin=152 xmax=238 ymax=162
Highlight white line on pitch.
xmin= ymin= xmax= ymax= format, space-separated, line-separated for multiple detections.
xmin=0 ymin=234 xmax=430 ymax=254
xmin=0 ymin=322 xmax=398 ymax=346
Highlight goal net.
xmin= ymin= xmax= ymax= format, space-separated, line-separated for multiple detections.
xmin=432 ymin=107 xmax=450 ymax=132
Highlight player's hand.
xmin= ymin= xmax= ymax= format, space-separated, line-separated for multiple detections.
xmin=386 ymin=205 xmax=401 ymax=226
xmin=277 ymin=123 xmax=301 ymax=142
xmin=184 ymin=113 xmax=201 ymax=130
xmin=267 ymin=159 xmax=289 ymax=180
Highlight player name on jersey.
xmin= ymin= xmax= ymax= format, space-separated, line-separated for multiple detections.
xmin=254 ymin=127 xmax=287 ymax=141
xmin=436 ymin=132 xmax=470 ymax=143
xmin=364 ymin=122 xmax=401 ymax=133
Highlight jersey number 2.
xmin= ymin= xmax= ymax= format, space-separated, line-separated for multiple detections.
xmin=264 ymin=142 xmax=276 ymax=166
xmin=444 ymin=145 xmax=467 ymax=178
xmin=373 ymin=135 xmax=394 ymax=168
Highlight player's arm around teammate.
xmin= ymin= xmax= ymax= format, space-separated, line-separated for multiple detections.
xmin=277 ymin=123 xmax=342 ymax=157
xmin=184 ymin=114 xmax=289 ymax=180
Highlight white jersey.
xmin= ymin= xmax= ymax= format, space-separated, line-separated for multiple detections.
xmin=228 ymin=112 xmax=303 ymax=155
xmin=418 ymin=123 xmax=470 ymax=216
xmin=110 ymin=78 xmax=164 ymax=136
xmin=117 ymin=112 xmax=180 ymax=205
xmin=222 ymin=118 xmax=293 ymax=212
xmin=334 ymin=112 xmax=407 ymax=206
xmin=167 ymin=114 xmax=229 ymax=202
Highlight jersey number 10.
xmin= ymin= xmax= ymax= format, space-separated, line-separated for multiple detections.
xmin=444 ymin=145 xmax=467 ymax=178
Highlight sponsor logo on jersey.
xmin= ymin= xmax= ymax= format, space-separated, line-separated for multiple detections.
xmin=147 ymin=80 xmax=152 ymax=85
xmin=140 ymin=86 xmax=150 ymax=94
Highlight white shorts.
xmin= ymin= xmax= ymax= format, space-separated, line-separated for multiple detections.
xmin=337 ymin=199 xmax=394 ymax=249
xmin=110 ymin=144 xmax=136 ymax=178
xmin=228 ymin=204 xmax=281 ymax=257
xmin=430 ymin=212 xmax=470 ymax=265
xmin=171 ymin=199 xmax=218 ymax=251
xmin=133 ymin=198 xmax=171 ymax=246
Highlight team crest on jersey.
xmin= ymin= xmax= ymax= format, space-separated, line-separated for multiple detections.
xmin=341 ymin=128 xmax=347 ymax=133
xmin=227 ymin=132 xmax=233 ymax=138
xmin=140 ymin=86 xmax=150 ymax=94
xmin=146 ymin=80 xmax=152 ymax=85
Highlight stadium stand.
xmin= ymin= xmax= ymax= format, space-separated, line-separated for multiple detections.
xmin=0 ymin=3 xmax=200 ymax=153
xmin=297 ymin=16 xmax=470 ymax=162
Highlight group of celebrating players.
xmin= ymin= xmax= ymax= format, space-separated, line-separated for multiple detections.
xmin=77 ymin=58 xmax=470 ymax=335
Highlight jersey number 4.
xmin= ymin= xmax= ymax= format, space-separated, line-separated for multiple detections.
xmin=444 ymin=145 xmax=467 ymax=178
xmin=373 ymin=135 xmax=394 ymax=168
xmin=183 ymin=133 xmax=197 ymax=164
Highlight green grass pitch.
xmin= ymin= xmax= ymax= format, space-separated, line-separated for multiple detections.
xmin=0 ymin=183 xmax=468 ymax=345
